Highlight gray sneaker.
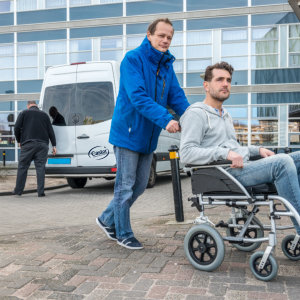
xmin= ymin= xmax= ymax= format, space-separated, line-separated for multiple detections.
xmin=96 ymin=218 xmax=117 ymax=241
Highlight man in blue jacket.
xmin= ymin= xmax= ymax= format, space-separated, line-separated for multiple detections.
xmin=96 ymin=18 xmax=190 ymax=250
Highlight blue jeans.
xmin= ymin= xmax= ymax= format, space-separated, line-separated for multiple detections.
xmin=227 ymin=151 xmax=300 ymax=234
xmin=99 ymin=146 xmax=153 ymax=240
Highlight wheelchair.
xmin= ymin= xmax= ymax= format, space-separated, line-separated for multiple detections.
xmin=183 ymin=161 xmax=300 ymax=281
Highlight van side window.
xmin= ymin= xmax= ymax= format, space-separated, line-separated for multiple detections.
xmin=43 ymin=82 xmax=114 ymax=126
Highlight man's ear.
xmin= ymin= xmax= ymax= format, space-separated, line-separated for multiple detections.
xmin=203 ymin=81 xmax=209 ymax=92
xmin=147 ymin=31 xmax=151 ymax=39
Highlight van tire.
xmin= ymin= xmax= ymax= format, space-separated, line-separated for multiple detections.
xmin=147 ymin=159 xmax=157 ymax=189
xmin=67 ymin=177 xmax=87 ymax=189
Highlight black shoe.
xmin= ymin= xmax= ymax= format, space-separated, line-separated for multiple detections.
xmin=38 ymin=193 xmax=45 ymax=197
xmin=12 ymin=191 xmax=21 ymax=196
xmin=96 ymin=218 xmax=117 ymax=241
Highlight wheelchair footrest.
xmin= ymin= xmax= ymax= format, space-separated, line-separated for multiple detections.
xmin=223 ymin=236 xmax=244 ymax=243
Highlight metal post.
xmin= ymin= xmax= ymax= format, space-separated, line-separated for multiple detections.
xmin=169 ymin=145 xmax=184 ymax=222
xmin=284 ymin=147 xmax=291 ymax=154
xmin=2 ymin=150 xmax=5 ymax=167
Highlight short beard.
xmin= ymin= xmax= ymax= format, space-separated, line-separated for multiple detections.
xmin=210 ymin=90 xmax=230 ymax=102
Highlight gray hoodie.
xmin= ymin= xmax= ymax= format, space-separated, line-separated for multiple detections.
xmin=179 ymin=102 xmax=260 ymax=165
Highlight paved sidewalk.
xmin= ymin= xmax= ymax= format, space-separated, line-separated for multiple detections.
xmin=0 ymin=173 xmax=300 ymax=299
xmin=0 ymin=165 xmax=67 ymax=195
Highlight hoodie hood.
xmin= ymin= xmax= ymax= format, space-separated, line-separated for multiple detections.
xmin=184 ymin=102 xmax=231 ymax=129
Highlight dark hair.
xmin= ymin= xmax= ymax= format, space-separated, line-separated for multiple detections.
xmin=204 ymin=61 xmax=234 ymax=82
xmin=49 ymin=106 xmax=58 ymax=118
xmin=147 ymin=18 xmax=173 ymax=35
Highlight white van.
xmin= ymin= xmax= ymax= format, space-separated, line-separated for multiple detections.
xmin=40 ymin=61 xmax=181 ymax=189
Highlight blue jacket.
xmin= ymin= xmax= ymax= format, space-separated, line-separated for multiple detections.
xmin=109 ymin=37 xmax=190 ymax=154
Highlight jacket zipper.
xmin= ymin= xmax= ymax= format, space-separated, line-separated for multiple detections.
xmin=161 ymin=79 xmax=165 ymax=99
xmin=148 ymin=54 xmax=164 ymax=153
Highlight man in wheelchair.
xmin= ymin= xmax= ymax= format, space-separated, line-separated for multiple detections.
xmin=179 ymin=61 xmax=300 ymax=280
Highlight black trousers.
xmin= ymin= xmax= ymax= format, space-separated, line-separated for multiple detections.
xmin=14 ymin=141 xmax=49 ymax=196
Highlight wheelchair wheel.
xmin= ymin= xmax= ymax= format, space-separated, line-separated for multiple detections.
xmin=184 ymin=224 xmax=225 ymax=272
xmin=249 ymin=251 xmax=278 ymax=281
xmin=281 ymin=235 xmax=300 ymax=261
xmin=226 ymin=216 xmax=264 ymax=252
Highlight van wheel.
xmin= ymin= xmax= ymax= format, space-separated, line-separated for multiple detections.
xmin=67 ymin=177 xmax=87 ymax=189
xmin=147 ymin=160 xmax=157 ymax=189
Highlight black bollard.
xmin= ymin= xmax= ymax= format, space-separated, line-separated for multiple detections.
xmin=169 ymin=145 xmax=184 ymax=222
xmin=2 ymin=150 xmax=5 ymax=167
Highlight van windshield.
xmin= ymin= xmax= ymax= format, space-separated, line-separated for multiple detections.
xmin=43 ymin=82 xmax=114 ymax=126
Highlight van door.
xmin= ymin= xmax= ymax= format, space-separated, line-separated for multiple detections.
xmin=73 ymin=81 xmax=116 ymax=167
xmin=74 ymin=62 xmax=117 ymax=167
xmin=42 ymin=80 xmax=78 ymax=168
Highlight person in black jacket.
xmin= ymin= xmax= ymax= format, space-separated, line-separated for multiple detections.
xmin=13 ymin=101 xmax=57 ymax=197
xmin=49 ymin=106 xmax=66 ymax=126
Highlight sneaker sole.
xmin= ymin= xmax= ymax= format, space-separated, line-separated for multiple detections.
xmin=95 ymin=218 xmax=117 ymax=241
xmin=117 ymin=240 xmax=144 ymax=250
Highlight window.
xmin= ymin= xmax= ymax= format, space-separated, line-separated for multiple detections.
xmin=45 ymin=0 xmax=66 ymax=8
xmin=225 ymin=106 xmax=248 ymax=145
xmin=70 ymin=0 xmax=91 ymax=6
xmin=127 ymin=35 xmax=144 ymax=50
xmin=289 ymin=24 xmax=300 ymax=67
xmin=251 ymin=27 xmax=278 ymax=69
xmin=251 ymin=106 xmax=278 ymax=146
xmin=222 ymin=29 xmax=248 ymax=71
xmin=42 ymin=82 xmax=115 ymax=126
xmin=0 ymin=44 xmax=14 ymax=81
xmin=70 ymin=39 xmax=92 ymax=63
xmin=0 ymin=1 xmax=12 ymax=13
xmin=100 ymin=37 xmax=123 ymax=61
xmin=17 ymin=0 xmax=67 ymax=11
xmin=45 ymin=40 xmax=67 ymax=69
xmin=289 ymin=104 xmax=300 ymax=146
xmin=187 ymin=30 xmax=212 ymax=76
xmin=0 ymin=102 xmax=15 ymax=149
xmin=127 ymin=0 xmax=182 ymax=16
xmin=17 ymin=0 xmax=37 ymax=11
xmin=17 ymin=43 xmax=38 ymax=80
xmin=70 ymin=3 xmax=122 ymax=20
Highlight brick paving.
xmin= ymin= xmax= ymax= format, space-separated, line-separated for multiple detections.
xmin=0 ymin=169 xmax=300 ymax=299
xmin=0 ymin=209 xmax=300 ymax=299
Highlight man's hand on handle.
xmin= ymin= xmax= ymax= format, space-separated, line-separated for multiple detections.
xmin=166 ymin=120 xmax=180 ymax=133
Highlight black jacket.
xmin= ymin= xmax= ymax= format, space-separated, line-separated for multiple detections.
xmin=52 ymin=112 xmax=66 ymax=126
xmin=14 ymin=106 xmax=56 ymax=146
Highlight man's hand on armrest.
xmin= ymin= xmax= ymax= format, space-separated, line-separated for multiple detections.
xmin=259 ymin=147 xmax=275 ymax=158
xmin=227 ymin=150 xmax=244 ymax=168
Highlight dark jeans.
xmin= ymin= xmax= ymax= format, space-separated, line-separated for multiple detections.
xmin=14 ymin=141 xmax=49 ymax=196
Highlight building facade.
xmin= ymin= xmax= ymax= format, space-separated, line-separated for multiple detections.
xmin=0 ymin=0 xmax=299 ymax=162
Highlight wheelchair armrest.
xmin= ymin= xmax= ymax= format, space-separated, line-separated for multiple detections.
xmin=185 ymin=155 xmax=263 ymax=169
xmin=185 ymin=160 xmax=231 ymax=168
xmin=249 ymin=155 xmax=262 ymax=161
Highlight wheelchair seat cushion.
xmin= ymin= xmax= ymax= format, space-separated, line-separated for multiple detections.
xmin=246 ymin=183 xmax=277 ymax=195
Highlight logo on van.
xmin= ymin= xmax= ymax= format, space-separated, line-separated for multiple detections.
xmin=88 ymin=146 xmax=109 ymax=160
